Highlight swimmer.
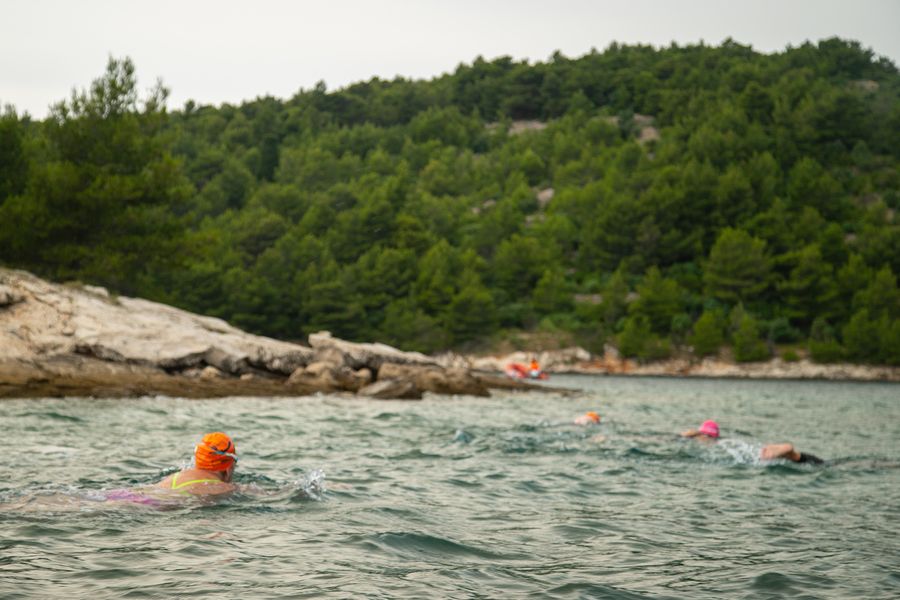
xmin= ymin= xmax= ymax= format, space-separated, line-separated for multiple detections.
xmin=761 ymin=443 xmax=824 ymax=464
xmin=681 ymin=419 xmax=719 ymax=441
xmin=574 ymin=411 xmax=601 ymax=426
xmin=156 ymin=432 xmax=238 ymax=496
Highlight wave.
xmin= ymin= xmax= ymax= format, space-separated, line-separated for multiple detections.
xmin=18 ymin=411 xmax=84 ymax=423
xmin=356 ymin=531 xmax=522 ymax=561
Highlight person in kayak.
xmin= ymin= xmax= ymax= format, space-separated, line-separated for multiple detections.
xmin=156 ymin=432 xmax=238 ymax=496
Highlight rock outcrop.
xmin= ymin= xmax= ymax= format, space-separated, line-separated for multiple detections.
xmin=0 ymin=268 xmax=560 ymax=399
xmin=308 ymin=331 xmax=436 ymax=370
xmin=0 ymin=269 xmax=314 ymax=375
xmin=458 ymin=347 xmax=593 ymax=373
xmin=377 ymin=363 xmax=490 ymax=397
xmin=358 ymin=379 xmax=422 ymax=400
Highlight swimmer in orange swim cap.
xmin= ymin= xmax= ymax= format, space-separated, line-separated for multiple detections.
xmin=574 ymin=411 xmax=601 ymax=425
xmin=157 ymin=432 xmax=238 ymax=496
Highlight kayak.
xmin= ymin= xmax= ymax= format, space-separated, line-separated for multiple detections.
xmin=504 ymin=363 xmax=548 ymax=380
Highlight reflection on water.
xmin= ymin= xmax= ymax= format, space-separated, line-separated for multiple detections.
xmin=0 ymin=376 xmax=898 ymax=598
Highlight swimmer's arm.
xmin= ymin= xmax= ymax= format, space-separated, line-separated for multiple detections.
xmin=681 ymin=429 xmax=700 ymax=438
xmin=761 ymin=443 xmax=801 ymax=462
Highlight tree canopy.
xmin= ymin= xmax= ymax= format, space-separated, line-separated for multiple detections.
xmin=2 ymin=39 xmax=899 ymax=365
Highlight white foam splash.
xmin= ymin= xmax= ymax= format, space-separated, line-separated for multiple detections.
xmin=453 ymin=429 xmax=474 ymax=443
xmin=717 ymin=439 xmax=765 ymax=465
xmin=298 ymin=468 xmax=326 ymax=500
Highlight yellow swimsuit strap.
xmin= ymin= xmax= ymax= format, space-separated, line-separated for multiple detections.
xmin=171 ymin=472 xmax=222 ymax=490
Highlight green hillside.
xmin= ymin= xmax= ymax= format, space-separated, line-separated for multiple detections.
xmin=1 ymin=38 xmax=899 ymax=363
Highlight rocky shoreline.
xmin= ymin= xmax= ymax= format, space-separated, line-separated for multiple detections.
xmin=1 ymin=268 xmax=896 ymax=401
xmin=0 ymin=269 xmax=564 ymax=399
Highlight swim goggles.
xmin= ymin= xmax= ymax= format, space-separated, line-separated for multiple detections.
xmin=196 ymin=441 xmax=239 ymax=464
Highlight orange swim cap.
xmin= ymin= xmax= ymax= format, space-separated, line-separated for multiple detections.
xmin=195 ymin=432 xmax=237 ymax=471
xmin=585 ymin=411 xmax=601 ymax=423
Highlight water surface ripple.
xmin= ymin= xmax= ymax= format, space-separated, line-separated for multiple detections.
xmin=1 ymin=376 xmax=897 ymax=598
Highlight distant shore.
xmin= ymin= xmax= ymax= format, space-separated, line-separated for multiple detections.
xmin=445 ymin=348 xmax=900 ymax=383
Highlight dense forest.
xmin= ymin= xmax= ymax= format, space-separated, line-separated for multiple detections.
xmin=1 ymin=38 xmax=899 ymax=364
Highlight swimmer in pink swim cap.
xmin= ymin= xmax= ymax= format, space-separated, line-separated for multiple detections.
xmin=681 ymin=420 xmax=720 ymax=440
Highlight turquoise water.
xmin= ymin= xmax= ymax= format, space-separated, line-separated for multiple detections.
xmin=1 ymin=376 xmax=898 ymax=598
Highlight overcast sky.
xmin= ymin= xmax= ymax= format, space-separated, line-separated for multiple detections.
xmin=3 ymin=0 xmax=898 ymax=118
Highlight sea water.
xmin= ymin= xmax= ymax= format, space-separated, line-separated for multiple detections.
xmin=0 ymin=376 xmax=897 ymax=598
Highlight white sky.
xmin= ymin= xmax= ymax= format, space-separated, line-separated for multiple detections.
xmin=2 ymin=0 xmax=898 ymax=118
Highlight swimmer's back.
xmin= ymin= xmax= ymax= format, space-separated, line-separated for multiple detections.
xmin=157 ymin=469 xmax=235 ymax=496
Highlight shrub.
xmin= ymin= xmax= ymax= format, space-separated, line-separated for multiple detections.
xmin=768 ymin=317 xmax=802 ymax=343
xmin=809 ymin=317 xmax=836 ymax=343
xmin=689 ymin=310 xmax=725 ymax=357
xmin=670 ymin=312 xmax=693 ymax=340
xmin=781 ymin=348 xmax=801 ymax=362
xmin=538 ymin=313 xmax=582 ymax=332
xmin=618 ymin=315 xmax=652 ymax=358
xmin=641 ymin=337 xmax=672 ymax=361
xmin=616 ymin=315 xmax=674 ymax=361
xmin=733 ymin=312 xmax=770 ymax=362
xmin=495 ymin=302 xmax=536 ymax=329
xmin=809 ymin=339 xmax=846 ymax=363
xmin=882 ymin=319 xmax=900 ymax=365
xmin=842 ymin=309 xmax=881 ymax=362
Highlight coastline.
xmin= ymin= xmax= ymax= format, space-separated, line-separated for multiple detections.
xmin=446 ymin=349 xmax=900 ymax=383
xmin=0 ymin=269 xmax=567 ymax=399
xmin=2 ymin=267 xmax=897 ymax=401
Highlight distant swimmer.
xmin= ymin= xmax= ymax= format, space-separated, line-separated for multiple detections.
xmin=574 ymin=411 xmax=601 ymax=425
xmin=761 ymin=443 xmax=824 ymax=465
xmin=681 ymin=419 xmax=719 ymax=441
xmin=156 ymin=432 xmax=238 ymax=496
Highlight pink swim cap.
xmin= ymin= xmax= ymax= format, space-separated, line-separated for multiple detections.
xmin=698 ymin=420 xmax=720 ymax=438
